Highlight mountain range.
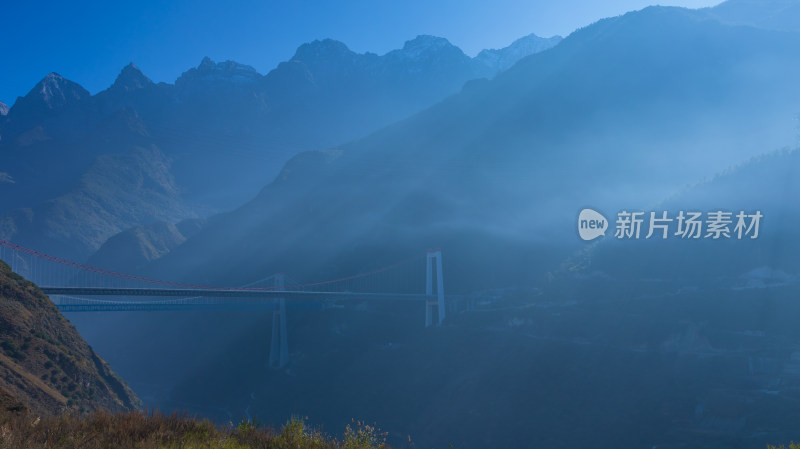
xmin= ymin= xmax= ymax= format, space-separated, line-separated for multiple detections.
xmin=569 ymin=147 xmax=800 ymax=285
xmin=146 ymin=5 xmax=800 ymax=289
xmin=5 ymin=0 xmax=800 ymax=446
xmin=0 ymin=33 xmax=561 ymax=260
xmin=59 ymin=2 xmax=800 ymax=447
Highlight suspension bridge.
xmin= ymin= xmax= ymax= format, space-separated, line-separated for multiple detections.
xmin=0 ymin=239 xmax=448 ymax=368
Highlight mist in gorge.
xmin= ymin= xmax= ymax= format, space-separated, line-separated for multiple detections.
xmin=3 ymin=1 xmax=800 ymax=448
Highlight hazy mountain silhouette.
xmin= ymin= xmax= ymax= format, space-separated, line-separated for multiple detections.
xmin=476 ymin=33 xmax=563 ymax=72
xmin=55 ymin=4 xmax=800 ymax=448
xmin=0 ymin=35 xmax=557 ymax=259
xmin=150 ymin=5 xmax=800 ymax=288
xmin=571 ymin=148 xmax=800 ymax=284
xmin=708 ymin=0 xmax=800 ymax=32
xmin=88 ymin=218 xmax=205 ymax=272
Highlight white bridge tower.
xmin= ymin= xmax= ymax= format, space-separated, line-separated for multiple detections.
xmin=425 ymin=249 xmax=445 ymax=327
xmin=268 ymin=273 xmax=289 ymax=369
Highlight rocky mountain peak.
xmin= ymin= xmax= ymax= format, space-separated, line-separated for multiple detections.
xmin=476 ymin=33 xmax=563 ymax=73
xmin=110 ymin=63 xmax=154 ymax=92
xmin=291 ymin=39 xmax=355 ymax=64
xmin=14 ymin=72 xmax=90 ymax=114
xmin=403 ymin=35 xmax=454 ymax=52
xmin=198 ymin=56 xmax=215 ymax=70
xmin=393 ymin=35 xmax=462 ymax=60
xmin=176 ymin=57 xmax=261 ymax=85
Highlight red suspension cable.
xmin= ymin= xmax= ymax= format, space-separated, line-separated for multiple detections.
xmin=0 ymin=238 xmax=422 ymax=291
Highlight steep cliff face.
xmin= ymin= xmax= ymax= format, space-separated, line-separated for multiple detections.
xmin=0 ymin=261 xmax=140 ymax=416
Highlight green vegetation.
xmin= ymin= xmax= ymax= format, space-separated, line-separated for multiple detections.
xmin=0 ymin=409 xmax=395 ymax=449
xmin=343 ymin=420 xmax=387 ymax=449
xmin=769 ymin=444 xmax=800 ymax=449
xmin=0 ymin=260 xmax=140 ymax=415
xmin=0 ymin=341 xmax=24 ymax=362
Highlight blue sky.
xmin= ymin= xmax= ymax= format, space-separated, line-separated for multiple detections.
xmin=1 ymin=0 xmax=720 ymax=105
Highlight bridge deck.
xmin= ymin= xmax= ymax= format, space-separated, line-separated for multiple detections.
xmin=41 ymin=287 xmax=431 ymax=301
xmin=54 ymin=302 xmax=328 ymax=312
xmin=41 ymin=287 xmax=445 ymax=312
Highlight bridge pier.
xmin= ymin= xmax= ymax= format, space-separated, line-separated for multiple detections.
xmin=268 ymin=274 xmax=289 ymax=369
xmin=425 ymin=250 xmax=445 ymax=327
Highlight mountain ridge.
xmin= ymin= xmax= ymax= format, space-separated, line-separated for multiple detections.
xmin=37 ymin=4 xmax=800 ymax=447
xmin=708 ymin=0 xmax=800 ymax=32
xmin=0 ymin=32 xmax=560 ymax=260
xmin=148 ymin=5 xmax=800 ymax=287
xmin=476 ymin=33 xmax=563 ymax=72
xmin=109 ymin=63 xmax=154 ymax=93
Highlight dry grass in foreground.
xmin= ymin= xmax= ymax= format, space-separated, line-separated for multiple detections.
xmin=0 ymin=408 xmax=393 ymax=449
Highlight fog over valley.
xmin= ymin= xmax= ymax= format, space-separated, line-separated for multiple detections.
xmin=1 ymin=1 xmax=800 ymax=448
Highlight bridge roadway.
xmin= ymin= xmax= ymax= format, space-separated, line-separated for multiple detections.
xmin=40 ymin=287 xmax=434 ymax=312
